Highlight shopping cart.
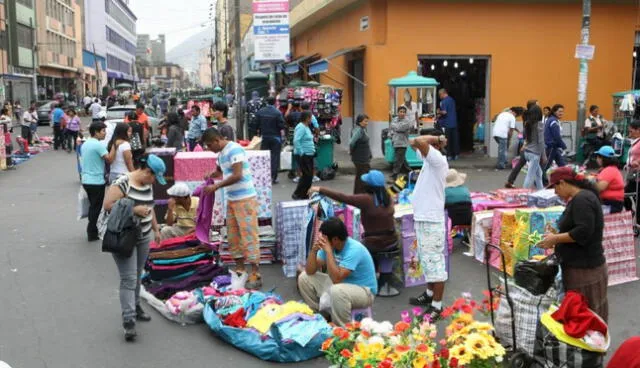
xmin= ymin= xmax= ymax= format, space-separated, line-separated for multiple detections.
xmin=485 ymin=243 xmax=532 ymax=368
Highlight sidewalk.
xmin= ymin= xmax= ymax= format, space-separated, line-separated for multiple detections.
xmin=333 ymin=146 xmax=497 ymax=175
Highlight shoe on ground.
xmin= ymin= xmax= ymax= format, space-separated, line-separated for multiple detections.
xmin=87 ymin=234 xmax=99 ymax=242
xmin=504 ymin=182 xmax=515 ymax=189
xmin=424 ymin=305 xmax=442 ymax=322
xmin=292 ymin=177 xmax=300 ymax=183
xmin=245 ymin=273 xmax=263 ymax=290
xmin=409 ymin=291 xmax=433 ymax=306
xmin=312 ymin=176 xmax=320 ymax=182
xmin=272 ymin=178 xmax=279 ymax=184
xmin=136 ymin=305 xmax=152 ymax=322
xmin=123 ymin=320 xmax=137 ymax=342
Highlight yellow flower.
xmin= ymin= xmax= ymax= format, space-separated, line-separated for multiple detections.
xmin=450 ymin=344 xmax=474 ymax=365
xmin=469 ymin=321 xmax=494 ymax=333
xmin=486 ymin=336 xmax=506 ymax=357
xmin=452 ymin=313 xmax=473 ymax=326
xmin=353 ymin=342 xmax=391 ymax=362
xmin=347 ymin=356 xmax=357 ymax=368
xmin=465 ymin=333 xmax=491 ymax=360
xmin=412 ymin=355 xmax=428 ymax=368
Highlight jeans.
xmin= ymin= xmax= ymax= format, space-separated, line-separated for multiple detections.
xmin=494 ymin=136 xmax=508 ymax=169
xmin=261 ymin=136 xmax=282 ymax=182
xmin=545 ymin=147 xmax=566 ymax=170
xmin=65 ymin=130 xmax=78 ymax=151
xmin=53 ymin=125 xmax=63 ymax=150
xmin=112 ymin=232 xmax=152 ymax=322
xmin=83 ymin=184 xmax=105 ymax=239
xmin=507 ymin=150 xmax=526 ymax=185
xmin=353 ymin=162 xmax=371 ymax=194
xmin=445 ymin=127 xmax=460 ymax=158
xmin=293 ymin=155 xmax=314 ymax=199
xmin=21 ymin=125 xmax=32 ymax=144
xmin=392 ymin=147 xmax=410 ymax=177
xmin=187 ymin=138 xmax=198 ymax=151
xmin=523 ymin=152 xmax=544 ymax=190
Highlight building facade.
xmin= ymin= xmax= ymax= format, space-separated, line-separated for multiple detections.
xmin=197 ymin=47 xmax=213 ymax=88
xmin=2 ymin=0 xmax=38 ymax=104
xmin=289 ymin=0 xmax=639 ymax=158
xmin=136 ymin=33 xmax=150 ymax=64
xmin=138 ymin=63 xmax=187 ymax=90
xmin=150 ymin=34 xmax=165 ymax=65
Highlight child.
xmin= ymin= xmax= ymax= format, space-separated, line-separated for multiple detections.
xmin=65 ymin=108 xmax=82 ymax=153
xmin=445 ymin=169 xmax=472 ymax=227
xmin=1 ymin=121 xmax=14 ymax=169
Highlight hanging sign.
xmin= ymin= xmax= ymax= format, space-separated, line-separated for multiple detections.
xmin=253 ymin=0 xmax=290 ymax=62
xmin=575 ymin=44 xmax=595 ymax=60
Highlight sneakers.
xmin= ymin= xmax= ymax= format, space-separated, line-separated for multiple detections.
xmin=123 ymin=320 xmax=137 ymax=342
xmin=292 ymin=177 xmax=300 ymax=183
xmin=424 ymin=305 xmax=442 ymax=323
xmin=312 ymin=175 xmax=321 ymax=182
xmin=409 ymin=291 xmax=433 ymax=306
xmin=504 ymin=182 xmax=515 ymax=189
xmin=245 ymin=273 xmax=263 ymax=290
xmin=136 ymin=305 xmax=152 ymax=322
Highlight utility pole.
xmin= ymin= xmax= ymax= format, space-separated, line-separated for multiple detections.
xmin=233 ymin=0 xmax=244 ymax=139
xmin=30 ymin=17 xmax=37 ymax=100
xmin=576 ymin=0 xmax=591 ymax=142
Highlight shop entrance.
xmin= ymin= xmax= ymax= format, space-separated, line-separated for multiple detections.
xmin=350 ymin=58 xmax=365 ymax=118
xmin=419 ymin=55 xmax=490 ymax=154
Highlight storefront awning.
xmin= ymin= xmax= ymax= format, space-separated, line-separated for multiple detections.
xmin=308 ymin=46 xmax=366 ymax=85
xmin=283 ymin=54 xmax=320 ymax=74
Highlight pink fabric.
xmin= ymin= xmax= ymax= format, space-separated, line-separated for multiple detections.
xmin=472 ymin=200 xmax=520 ymax=212
xmin=603 ymin=211 xmax=639 ymax=286
xmin=174 ymin=151 xmax=218 ymax=181
xmin=193 ymin=178 xmax=215 ymax=244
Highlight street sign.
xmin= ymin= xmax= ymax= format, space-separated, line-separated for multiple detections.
xmin=253 ymin=0 xmax=290 ymax=62
xmin=575 ymin=44 xmax=595 ymax=60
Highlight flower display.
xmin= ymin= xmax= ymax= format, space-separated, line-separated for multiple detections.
xmin=321 ymin=293 xmax=506 ymax=368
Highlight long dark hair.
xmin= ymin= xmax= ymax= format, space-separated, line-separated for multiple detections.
xmin=524 ymin=105 xmax=543 ymax=141
xmin=564 ymin=178 xmax=600 ymax=198
xmin=108 ymin=123 xmax=130 ymax=151
xmin=355 ymin=114 xmax=369 ymax=127
xmin=365 ymin=185 xmax=391 ymax=208
xmin=167 ymin=112 xmax=180 ymax=127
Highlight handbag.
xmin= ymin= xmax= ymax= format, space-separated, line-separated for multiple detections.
xmin=514 ymin=254 xmax=559 ymax=296
xmin=102 ymin=220 xmax=139 ymax=257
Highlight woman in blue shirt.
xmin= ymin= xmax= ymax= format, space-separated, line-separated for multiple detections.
xmin=292 ymin=111 xmax=316 ymax=199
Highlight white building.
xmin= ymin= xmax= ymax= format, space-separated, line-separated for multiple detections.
xmin=84 ymin=0 xmax=137 ymax=88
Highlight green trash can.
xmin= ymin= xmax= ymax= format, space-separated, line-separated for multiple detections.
xmin=383 ymin=135 xmax=424 ymax=168
xmin=316 ymin=135 xmax=335 ymax=171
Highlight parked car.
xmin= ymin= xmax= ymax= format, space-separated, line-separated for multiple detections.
xmin=36 ymin=100 xmax=55 ymax=125
xmin=106 ymin=105 xmax=161 ymax=137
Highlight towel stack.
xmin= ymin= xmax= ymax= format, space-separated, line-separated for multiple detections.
xmin=219 ymin=225 xmax=277 ymax=265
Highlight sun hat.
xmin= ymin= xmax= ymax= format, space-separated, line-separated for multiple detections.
xmin=146 ymin=154 xmax=167 ymax=185
xmin=546 ymin=165 xmax=585 ymax=188
xmin=167 ymin=182 xmax=191 ymax=197
xmin=594 ymin=145 xmax=616 ymax=158
xmin=446 ymin=169 xmax=467 ymax=188
xmin=361 ymin=170 xmax=386 ymax=187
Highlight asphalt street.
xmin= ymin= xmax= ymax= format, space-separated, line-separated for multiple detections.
xmin=0 ymin=122 xmax=638 ymax=367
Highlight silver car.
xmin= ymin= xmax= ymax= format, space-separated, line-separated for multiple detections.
xmin=106 ymin=105 xmax=161 ymax=137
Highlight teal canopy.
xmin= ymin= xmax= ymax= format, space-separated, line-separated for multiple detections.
xmin=612 ymin=90 xmax=640 ymax=98
xmin=388 ymin=71 xmax=438 ymax=88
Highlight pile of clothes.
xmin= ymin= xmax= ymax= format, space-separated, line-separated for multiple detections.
xmin=219 ymin=225 xmax=277 ymax=265
xmin=203 ymin=287 xmax=331 ymax=362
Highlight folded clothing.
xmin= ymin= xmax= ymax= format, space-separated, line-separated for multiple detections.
xmin=151 ymin=233 xmax=200 ymax=250
xmin=246 ymin=301 xmax=314 ymax=334
xmin=148 ymin=244 xmax=213 ymax=260
xmin=145 ymin=264 xmax=225 ymax=300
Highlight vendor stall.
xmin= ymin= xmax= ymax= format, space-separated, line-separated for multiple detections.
xmin=384 ymin=71 xmax=439 ymax=168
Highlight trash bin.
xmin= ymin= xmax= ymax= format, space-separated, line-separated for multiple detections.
xmin=316 ymin=135 xmax=335 ymax=171
xmin=383 ymin=135 xmax=423 ymax=168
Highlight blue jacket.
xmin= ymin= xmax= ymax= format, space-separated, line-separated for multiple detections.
xmin=256 ymin=105 xmax=285 ymax=137
xmin=543 ymin=116 xmax=566 ymax=150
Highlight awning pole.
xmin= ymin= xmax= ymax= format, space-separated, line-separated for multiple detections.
xmin=326 ymin=59 xmax=367 ymax=87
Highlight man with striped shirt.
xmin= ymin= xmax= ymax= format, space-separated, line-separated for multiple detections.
xmin=203 ymin=128 xmax=262 ymax=289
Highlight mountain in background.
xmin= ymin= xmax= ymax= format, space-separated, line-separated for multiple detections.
xmin=166 ymin=29 xmax=214 ymax=71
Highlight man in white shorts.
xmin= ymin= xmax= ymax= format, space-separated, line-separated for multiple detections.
xmin=408 ymin=129 xmax=449 ymax=321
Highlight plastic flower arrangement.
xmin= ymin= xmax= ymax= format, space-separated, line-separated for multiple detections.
xmin=321 ymin=293 xmax=505 ymax=368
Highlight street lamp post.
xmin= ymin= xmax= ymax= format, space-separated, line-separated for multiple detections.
xmin=576 ymin=0 xmax=591 ymax=142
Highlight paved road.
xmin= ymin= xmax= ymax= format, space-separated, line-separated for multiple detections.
xmin=0 ymin=128 xmax=638 ymax=367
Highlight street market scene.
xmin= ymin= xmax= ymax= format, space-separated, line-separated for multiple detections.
xmin=2 ymin=0 xmax=640 ymax=367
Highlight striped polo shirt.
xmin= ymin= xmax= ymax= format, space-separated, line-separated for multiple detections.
xmin=218 ymin=141 xmax=257 ymax=201
xmin=114 ymin=174 xmax=155 ymax=235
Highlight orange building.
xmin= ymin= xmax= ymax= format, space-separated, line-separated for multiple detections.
xmin=288 ymin=0 xmax=639 ymax=157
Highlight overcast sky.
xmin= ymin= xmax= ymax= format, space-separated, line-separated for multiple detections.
xmin=130 ymin=0 xmax=214 ymax=52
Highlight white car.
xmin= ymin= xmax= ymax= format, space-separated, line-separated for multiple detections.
xmin=106 ymin=105 xmax=162 ymax=137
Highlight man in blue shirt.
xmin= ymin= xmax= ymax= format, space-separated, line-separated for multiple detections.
xmin=186 ymin=105 xmax=208 ymax=151
xmin=298 ymin=217 xmax=377 ymax=326
xmin=81 ymin=122 xmax=115 ymax=241
xmin=438 ymin=89 xmax=459 ymax=160
xmin=52 ymin=103 xmax=65 ymax=150
xmin=256 ymin=96 xmax=285 ymax=184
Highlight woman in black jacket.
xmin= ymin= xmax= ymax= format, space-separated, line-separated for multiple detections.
xmin=538 ymin=165 xmax=608 ymax=322
xmin=350 ymin=114 xmax=372 ymax=194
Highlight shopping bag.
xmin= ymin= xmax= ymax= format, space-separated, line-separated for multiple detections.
xmin=532 ymin=318 xmax=605 ymax=368
xmin=77 ymin=186 xmax=89 ymax=220
xmin=246 ymin=136 xmax=262 ymax=150
xmin=280 ymin=151 xmax=292 ymax=171
xmin=514 ymin=255 xmax=559 ymax=296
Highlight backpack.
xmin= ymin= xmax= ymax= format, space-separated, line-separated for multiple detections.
xmin=129 ymin=121 xmax=145 ymax=158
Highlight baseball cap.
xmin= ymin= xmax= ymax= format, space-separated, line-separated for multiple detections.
xmin=361 ymin=170 xmax=386 ymax=187
xmin=167 ymin=182 xmax=191 ymax=197
xmin=546 ymin=165 xmax=583 ymax=188
xmin=595 ymin=145 xmax=616 ymax=158
xmin=146 ymin=154 xmax=167 ymax=185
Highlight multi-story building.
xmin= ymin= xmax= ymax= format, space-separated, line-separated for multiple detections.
xmin=2 ymin=0 xmax=38 ymax=104
xmin=136 ymin=34 xmax=150 ymax=64
xmin=35 ymin=0 xmax=83 ymax=100
xmin=150 ymin=34 xmax=165 ymax=65
xmin=138 ymin=63 xmax=187 ymax=90
xmin=197 ymin=47 xmax=213 ymax=88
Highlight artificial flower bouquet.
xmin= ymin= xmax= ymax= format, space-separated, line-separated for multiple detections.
xmin=322 ymin=293 xmax=505 ymax=368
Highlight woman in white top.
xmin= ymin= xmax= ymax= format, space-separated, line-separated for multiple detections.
xmin=107 ymin=123 xmax=134 ymax=183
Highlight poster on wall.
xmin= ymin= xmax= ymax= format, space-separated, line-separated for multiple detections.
xmin=253 ymin=0 xmax=290 ymax=62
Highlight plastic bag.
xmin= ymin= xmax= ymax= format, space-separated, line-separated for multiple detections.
xmin=77 ymin=186 xmax=89 ymax=220
xmin=280 ymin=151 xmax=292 ymax=171
xmin=230 ymin=271 xmax=248 ymax=290
xmin=319 ymin=291 xmax=331 ymax=313
xmin=514 ymin=255 xmax=559 ymax=296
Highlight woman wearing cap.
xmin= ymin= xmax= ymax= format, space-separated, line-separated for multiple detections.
xmin=103 ymin=153 xmax=166 ymax=341
xmin=350 ymin=114 xmax=372 ymax=194
xmin=538 ymin=165 xmax=608 ymax=322
xmin=308 ymin=170 xmax=397 ymax=253
xmin=593 ymin=146 xmax=624 ymax=213
xmin=161 ymin=182 xmax=199 ymax=240
xmin=445 ymin=169 xmax=472 ymax=227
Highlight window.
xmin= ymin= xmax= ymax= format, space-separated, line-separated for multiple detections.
xmin=105 ymin=0 xmax=135 ymax=35
xmin=105 ymin=26 xmax=136 ymax=55
xmin=16 ymin=24 xmax=33 ymax=48
xmin=107 ymin=54 xmax=131 ymax=74
xmin=17 ymin=0 xmax=33 ymax=8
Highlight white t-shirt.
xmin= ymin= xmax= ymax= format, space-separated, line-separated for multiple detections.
xmin=492 ymin=111 xmax=516 ymax=139
xmin=90 ymin=103 xmax=102 ymax=118
xmin=412 ymin=146 xmax=449 ymax=222
xmin=110 ymin=141 xmax=131 ymax=175
xmin=22 ymin=111 xmax=36 ymax=126
xmin=83 ymin=96 xmax=92 ymax=106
